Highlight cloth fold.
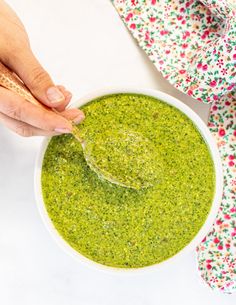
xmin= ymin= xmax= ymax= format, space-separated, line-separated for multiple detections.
xmin=112 ymin=0 xmax=236 ymax=293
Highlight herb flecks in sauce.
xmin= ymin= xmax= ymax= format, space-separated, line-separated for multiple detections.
xmin=42 ymin=94 xmax=215 ymax=268
xmin=85 ymin=129 xmax=163 ymax=189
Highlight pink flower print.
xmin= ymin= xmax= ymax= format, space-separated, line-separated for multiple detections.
xmin=177 ymin=15 xmax=183 ymax=21
xmin=229 ymin=262 xmax=235 ymax=268
xmin=229 ymin=155 xmax=235 ymax=160
xmin=149 ymin=16 xmax=156 ymax=22
xmin=229 ymin=161 xmax=235 ymax=167
xmin=212 ymin=105 xmax=218 ymax=111
xmin=218 ymin=245 xmax=223 ymax=250
xmin=197 ymin=62 xmax=202 ymax=69
xmin=130 ymin=23 xmax=136 ymax=30
xmin=213 ymin=237 xmax=220 ymax=244
xmin=225 ymin=101 xmax=231 ymax=106
xmin=219 ymin=128 xmax=226 ymax=137
xmin=226 ymin=243 xmax=231 ymax=249
xmin=202 ymin=64 xmax=208 ymax=71
xmin=224 ymin=214 xmax=231 ymax=220
xmin=233 ymin=54 xmax=236 ymax=60
xmin=186 ymin=1 xmax=191 ymax=8
xmin=187 ymin=90 xmax=193 ymax=95
xmin=145 ymin=31 xmax=150 ymax=41
xmin=131 ymin=0 xmax=138 ymax=6
xmin=201 ymin=30 xmax=209 ymax=39
xmin=221 ymin=68 xmax=228 ymax=76
xmin=160 ymin=30 xmax=169 ymax=35
xmin=207 ymin=264 xmax=212 ymax=270
xmin=164 ymin=4 xmax=172 ymax=12
xmin=222 ymin=256 xmax=229 ymax=263
xmin=227 ymin=84 xmax=235 ymax=90
xmin=211 ymin=276 xmax=219 ymax=283
xmin=151 ymin=0 xmax=156 ymax=5
xmin=210 ymin=80 xmax=217 ymax=87
xmin=230 ymin=207 xmax=236 ymax=213
xmin=179 ymin=69 xmax=186 ymax=74
xmin=217 ymin=59 xmax=224 ymax=68
xmin=230 ymin=180 xmax=236 ymax=186
xmin=125 ymin=13 xmax=133 ymax=22
xmin=216 ymin=219 xmax=223 ymax=225
xmin=182 ymin=43 xmax=188 ymax=49
xmin=180 ymin=7 xmax=185 ymax=13
xmin=233 ymin=130 xmax=236 ymax=137
xmin=186 ymin=75 xmax=192 ymax=83
xmin=183 ymin=31 xmax=190 ymax=40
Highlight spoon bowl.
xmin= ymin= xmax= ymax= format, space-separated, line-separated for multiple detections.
xmin=83 ymin=129 xmax=163 ymax=189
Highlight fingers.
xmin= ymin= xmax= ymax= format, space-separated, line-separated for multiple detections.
xmin=4 ymin=47 xmax=68 ymax=108
xmin=2 ymin=44 xmax=83 ymax=118
xmin=0 ymin=86 xmax=73 ymax=132
xmin=48 ymin=85 xmax=85 ymax=123
xmin=0 ymin=112 xmax=60 ymax=137
xmin=61 ymin=108 xmax=85 ymax=123
xmin=0 ymin=86 xmax=85 ymax=137
xmin=55 ymin=85 xmax=72 ymax=112
xmin=0 ymin=108 xmax=85 ymax=138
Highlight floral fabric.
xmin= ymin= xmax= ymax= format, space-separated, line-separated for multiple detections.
xmin=112 ymin=0 xmax=236 ymax=293
xmin=197 ymin=92 xmax=236 ymax=294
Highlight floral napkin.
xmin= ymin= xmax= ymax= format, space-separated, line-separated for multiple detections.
xmin=112 ymin=0 xmax=236 ymax=293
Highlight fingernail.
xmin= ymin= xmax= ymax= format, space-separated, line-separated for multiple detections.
xmin=47 ymin=87 xmax=65 ymax=104
xmin=73 ymin=112 xmax=85 ymax=124
xmin=54 ymin=128 xmax=71 ymax=134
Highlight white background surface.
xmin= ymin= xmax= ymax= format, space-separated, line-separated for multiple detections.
xmin=0 ymin=1 xmax=234 ymax=304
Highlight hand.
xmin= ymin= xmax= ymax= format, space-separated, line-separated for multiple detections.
xmin=0 ymin=0 xmax=84 ymax=137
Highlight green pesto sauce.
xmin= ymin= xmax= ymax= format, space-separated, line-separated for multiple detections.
xmin=41 ymin=93 xmax=215 ymax=268
xmin=84 ymin=129 xmax=163 ymax=189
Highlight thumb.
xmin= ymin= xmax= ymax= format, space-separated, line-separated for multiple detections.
xmin=6 ymin=48 xmax=65 ymax=107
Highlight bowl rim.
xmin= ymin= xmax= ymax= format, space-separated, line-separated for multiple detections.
xmin=34 ymin=87 xmax=223 ymax=274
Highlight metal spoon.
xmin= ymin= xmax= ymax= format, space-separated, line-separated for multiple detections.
xmin=83 ymin=129 xmax=162 ymax=190
xmin=0 ymin=62 xmax=160 ymax=190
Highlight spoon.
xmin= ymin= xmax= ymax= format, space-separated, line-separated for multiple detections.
xmin=84 ymin=129 xmax=162 ymax=190
xmin=0 ymin=62 xmax=160 ymax=190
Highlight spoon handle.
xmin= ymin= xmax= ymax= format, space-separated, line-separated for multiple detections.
xmin=0 ymin=61 xmax=83 ymax=142
xmin=0 ymin=61 xmax=47 ymax=108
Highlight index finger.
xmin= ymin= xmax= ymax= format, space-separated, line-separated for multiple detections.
xmin=0 ymin=87 xmax=72 ymax=132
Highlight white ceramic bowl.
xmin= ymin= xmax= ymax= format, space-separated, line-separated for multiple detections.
xmin=35 ymin=88 xmax=223 ymax=274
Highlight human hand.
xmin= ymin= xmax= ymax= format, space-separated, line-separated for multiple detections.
xmin=0 ymin=0 xmax=84 ymax=137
